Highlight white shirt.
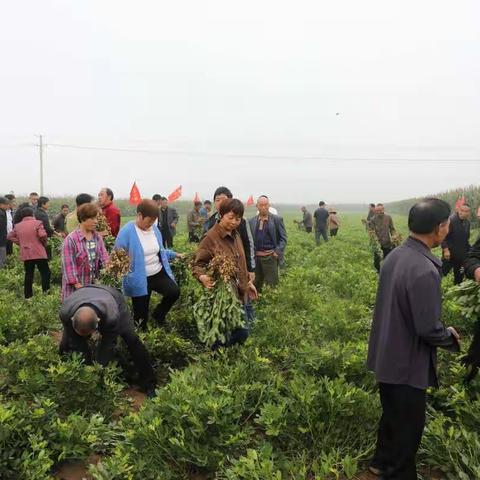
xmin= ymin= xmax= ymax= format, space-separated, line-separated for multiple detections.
xmin=134 ymin=225 xmax=162 ymax=277
xmin=6 ymin=209 xmax=13 ymax=233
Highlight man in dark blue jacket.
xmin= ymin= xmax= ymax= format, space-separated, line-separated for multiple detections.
xmin=367 ymin=198 xmax=460 ymax=480
xmin=441 ymin=203 xmax=471 ymax=284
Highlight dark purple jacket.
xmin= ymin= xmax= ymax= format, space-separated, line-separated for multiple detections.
xmin=367 ymin=236 xmax=459 ymax=390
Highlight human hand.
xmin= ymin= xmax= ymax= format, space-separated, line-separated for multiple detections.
xmin=176 ymin=253 xmax=185 ymax=260
xmin=171 ymin=223 xmax=176 ymax=229
xmin=443 ymin=248 xmax=451 ymax=261
xmin=474 ymin=268 xmax=480 ymax=284
xmin=248 ymin=281 xmax=258 ymax=300
xmin=199 ymin=275 xmax=215 ymax=289
xmin=447 ymin=326 xmax=460 ymax=341
xmin=74 ymin=283 xmax=83 ymax=290
xmin=248 ymin=272 xmax=255 ymax=283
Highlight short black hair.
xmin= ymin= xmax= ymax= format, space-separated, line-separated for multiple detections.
xmin=29 ymin=192 xmax=38 ymax=197
xmin=194 ymin=201 xmax=202 ymax=207
xmin=376 ymin=203 xmax=384 ymax=207
xmin=18 ymin=206 xmax=34 ymax=220
xmin=5 ymin=194 xmax=15 ymax=201
xmin=75 ymin=193 xmax=93 ymax=207
xmin=319 ymin=201 xmax=325 ymax=206
xmin=61 ymin=204 xmax=69 ymax=209
xmin=408 ymin=198 xmax=451 ymax=234
xmin=104 ymin=188 xmax=114 ymax=201
xmin=369 ymin=203 xmax=375 ymax=208
xmin=219 ymin=198 xmax=244 ymax=218
xmin=213 ymin=186 xmax=233 ymax=201
xmin=204 ymin=200 xmax=212 ymax=205
xmin=38 ymin=196 xmax=49 ymax=208
xmin=152 ymin=194 xmax=162 ymax=201
xmin=0 ymin=196 xmax=9 ymax=205
xmin=461 ymin=203 xmax=471 ymax=209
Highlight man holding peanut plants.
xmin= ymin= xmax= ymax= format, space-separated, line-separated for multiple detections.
xmin=367 ymin=198 xmax=460 ymax=480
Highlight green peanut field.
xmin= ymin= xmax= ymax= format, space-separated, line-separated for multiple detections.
xmin=1 ymin=214 xmax=479 ymax=480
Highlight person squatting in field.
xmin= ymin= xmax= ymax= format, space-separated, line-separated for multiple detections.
xmin=368 ymin=198 xmax=460 ymax=480
xmin=59 ymin=284 xmax=156 ymax=397
xmin=115 ymin=199 xmax=182 ymax=330
xmin=193 ymin=198 xmax=258 ymax=347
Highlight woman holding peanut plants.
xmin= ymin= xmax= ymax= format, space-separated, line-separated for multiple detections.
xmin=115 ymin=199 xmax=182 ymax=330
xmin=61 ymin=203 xmax=109 ymax=300
xmin=193 ymin=198 xmax=258 ymax=348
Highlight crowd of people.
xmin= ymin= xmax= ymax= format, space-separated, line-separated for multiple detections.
xmin=1 ymin=187 xmax=480 ymax=479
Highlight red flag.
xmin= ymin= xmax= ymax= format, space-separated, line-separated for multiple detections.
xmin=246 ymin=195 xmax=254 ymax=206
xmin=129 ymin=182 xmax=142 ymax=205
xmin=193 ymin=192 xmax=200 ymax=203
xmin=455 ymin=193 xmax=466 ymax=210
xmin=168 ymin=185 xmax=182 ymax=203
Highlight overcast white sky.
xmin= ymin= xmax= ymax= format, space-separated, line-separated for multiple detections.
xmin=0 ymin=0 xmax=479 ymax=204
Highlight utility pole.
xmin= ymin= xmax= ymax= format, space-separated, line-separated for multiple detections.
xmin=38 ymin=135 xmax=44 ymax=195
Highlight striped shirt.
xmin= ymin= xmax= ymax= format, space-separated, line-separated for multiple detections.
xmin=61 ymin=229 xmax=109 ymax=301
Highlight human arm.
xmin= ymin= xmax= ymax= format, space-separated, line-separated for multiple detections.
xmin=240 ymin=219 xmax=256 ymax=274
xmin=171 ymin=208 xmax=179 ymax=228
xmin=275 ymin=216 xmax=288 ymax=255
xmin=192 ymin=238 xmax=215 ymax=288
xmin=465 ymin=235 xmax=480 ymax=282
xmin=409 ymin=270 xmax=460 ymax=351
xmin=62 ymin=235 xmax=82 ymax=289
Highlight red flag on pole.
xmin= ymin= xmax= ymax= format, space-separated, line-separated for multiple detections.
xmin=246 ymin=195 xmax=254 ymax=206
xmin=129 ymin=181 xmax=142 ymax=205
xmin=193 ymin=192 xmax=200 ymax=203
xmin=168 ymin=185 xmax=182 ymax=203
xmin=455 ymin=192 xmax=466 ymax=210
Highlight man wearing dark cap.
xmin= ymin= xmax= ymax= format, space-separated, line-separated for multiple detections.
xmin=367 ymin=198 xmax=460 ymax=480
xmin=59 ymin=284 xmax=156 ymax=396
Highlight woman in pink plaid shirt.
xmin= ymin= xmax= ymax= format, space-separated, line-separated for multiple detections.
xmin=61 ymin=203 xmax=109 ymax=300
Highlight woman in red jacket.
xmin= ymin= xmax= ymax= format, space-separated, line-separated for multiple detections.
xmin=7 ymin=207 xmax=51 ymax=298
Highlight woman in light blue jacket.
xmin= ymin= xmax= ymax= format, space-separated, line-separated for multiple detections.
xmin=115 ymin=200 xmax=181 ymax=330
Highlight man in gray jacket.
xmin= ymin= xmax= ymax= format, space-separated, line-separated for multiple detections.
xmin=153 ymin=194 xmax=179 ymax=248
xmin=59 ymin=285 xmax=156 ymax=396
xmin=367 ymin=198 xmax=460 ymax=480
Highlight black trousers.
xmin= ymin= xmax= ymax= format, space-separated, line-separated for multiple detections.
xmin=24 ymin=259 xmax=51 ymax=298
xmin=374 ymin=246 xmax=394 ymax=273
xmin=305 ymin=227 xmax=312 ymax=233
xmin=188 ymin=232 xmax=200 ymax=243
xmin=330 ymin=228 xmax=339 ymax=237
xmin=131 ymin=269 xmax=180 ymax=329
xmin=6 ymin=240 xmax=13 ymax=255
xmin=371 ymin=383 xmax=426 ymax=480
xmin=442 ymin=259 xmax=464 ymax=285
xmin=160 ymin=229 xmax=173 ymax=248
xmin=59 ymin=320 xmax=156 ymax=390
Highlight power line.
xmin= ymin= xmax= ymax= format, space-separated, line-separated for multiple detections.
xmin=45 ymin=142 xmax=480 ymax=163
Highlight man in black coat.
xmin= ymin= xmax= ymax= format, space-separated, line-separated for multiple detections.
xmin=441 ymin=203 xmax=471 ymax=284
xmin=153 ymin=194 xmax=179 ymax=248
xmin=367 ymin=198 xmax=460 ymax=480
xmin=313 ymin=201 xmax=329 ymax=245
xmin=59 ymin=285 xmax=156 ymax=396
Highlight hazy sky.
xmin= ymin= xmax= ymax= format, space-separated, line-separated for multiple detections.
xmin=1 ymin=0 xmax=479 ymax=204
